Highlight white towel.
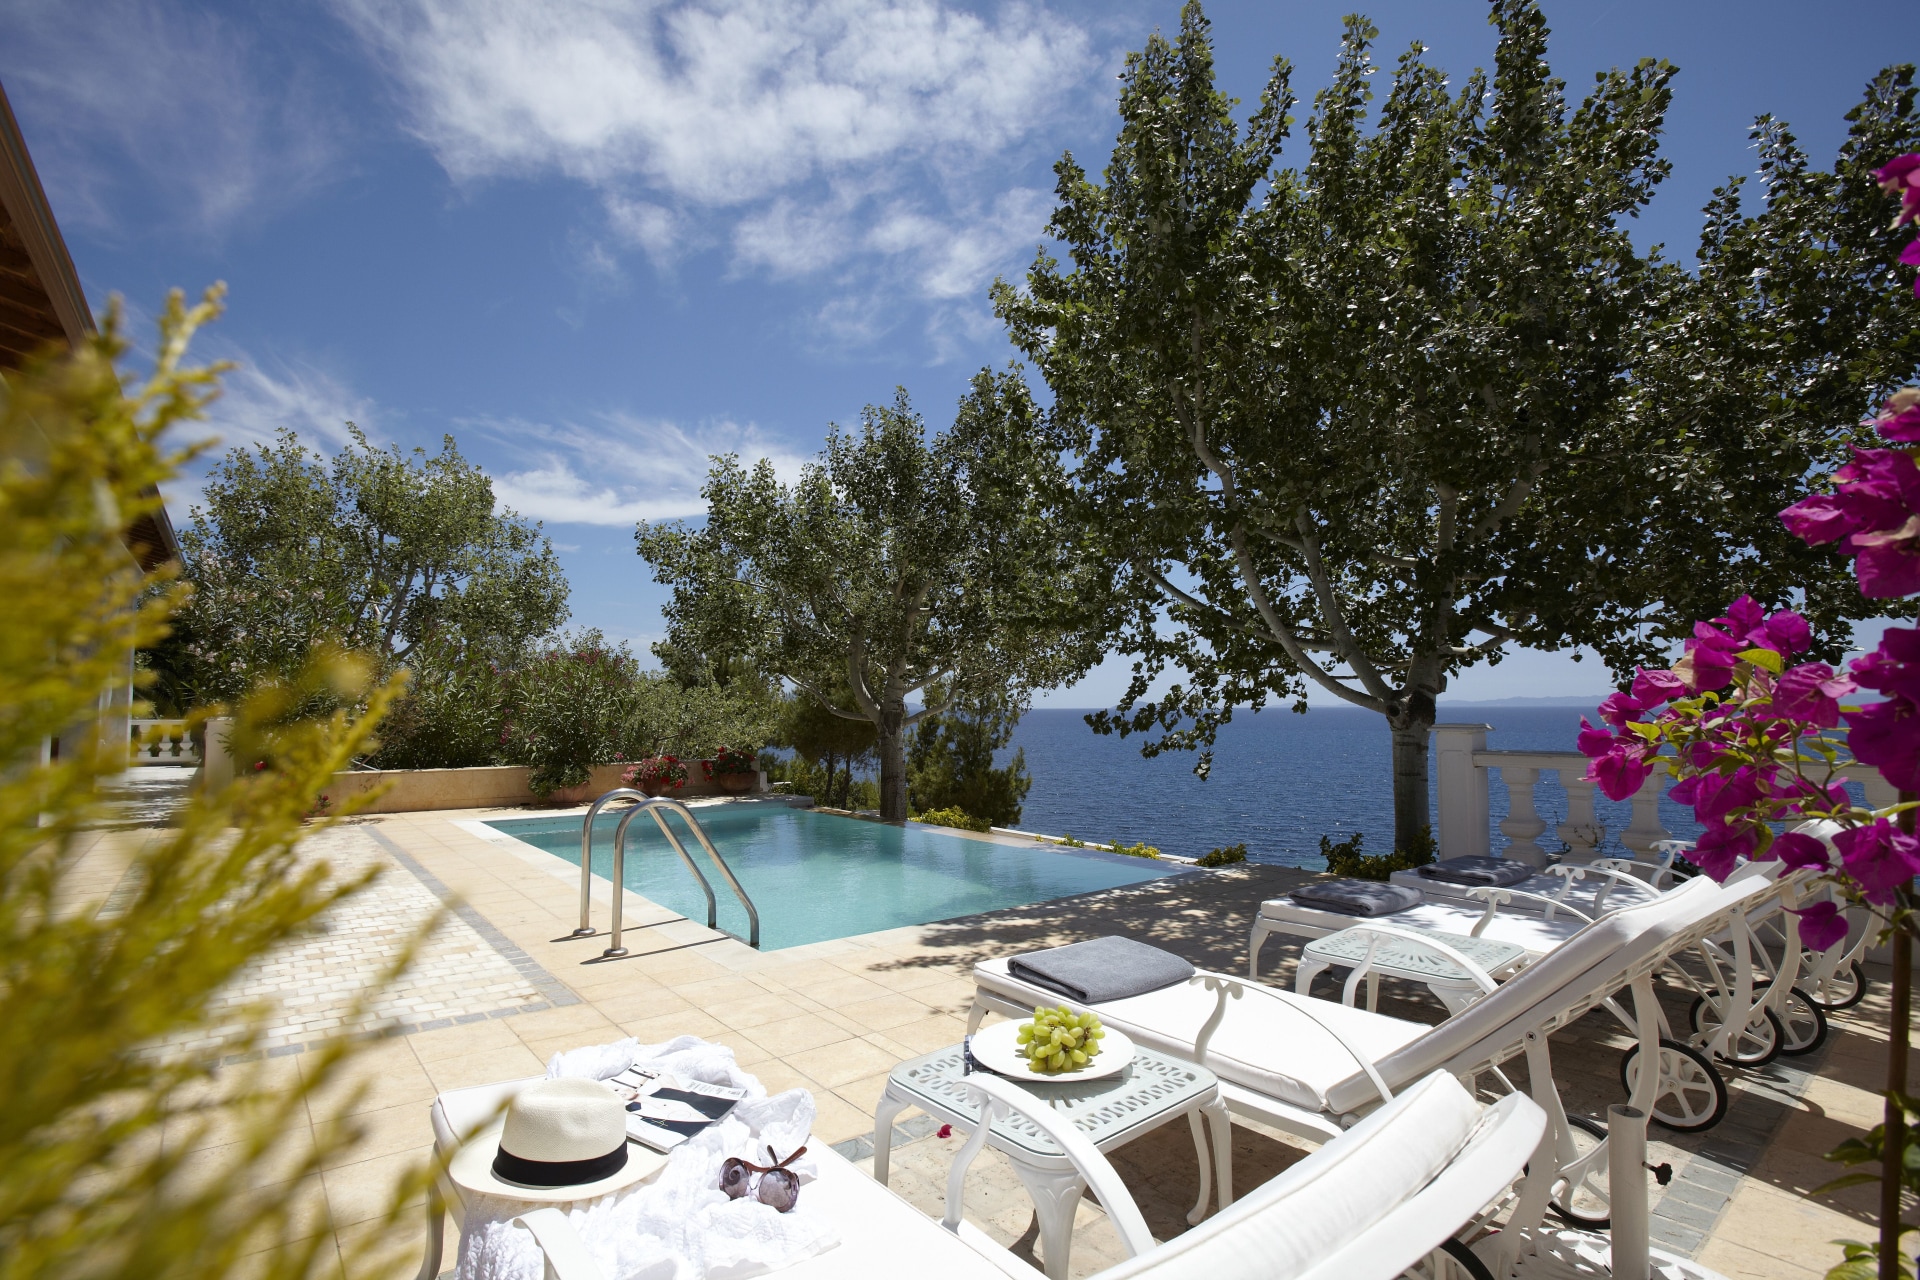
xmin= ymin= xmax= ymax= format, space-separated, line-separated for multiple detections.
xmin=455 ymin=1037 xmax=836 ymax=1280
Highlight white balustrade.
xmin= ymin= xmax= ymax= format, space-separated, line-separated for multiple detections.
xmin=1431 ymin=722 xmax=1899 ymax=865
xmin=130 ymin=719 xmax=200 ymax=765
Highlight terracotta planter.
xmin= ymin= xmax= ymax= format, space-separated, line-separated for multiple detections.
xmin=637 ymin=780 xmax=685 ymax=798
xmin=716 ymin=772 xmax=754 ymax=795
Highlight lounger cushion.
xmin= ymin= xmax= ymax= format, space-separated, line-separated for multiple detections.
xmin=1009 ymin=935 xmax=1196 ymax=1003
xmin=1259 ymin=896 xmax=1587 ymax=957
xmin=1285 ymin=879 xmax=1423 ymax=917
xmin=1417 ymin=856 xmax=1536 ymax=888
xmin=975 ymin=957 xmax=1428 ymax=1112
xmin=1096 ymin=1072 xmax=1486 ymax=1280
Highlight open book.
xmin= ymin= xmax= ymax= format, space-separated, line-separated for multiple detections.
xmin=610 ymin=1067 xmax=746 ymax=1151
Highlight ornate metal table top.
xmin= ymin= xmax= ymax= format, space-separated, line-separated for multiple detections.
xmin=1304 ymin=924 xmax=1529 ymax=981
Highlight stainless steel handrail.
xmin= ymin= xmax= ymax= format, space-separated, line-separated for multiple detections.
xmin=576 ymin=790 xmax=763 ymax=954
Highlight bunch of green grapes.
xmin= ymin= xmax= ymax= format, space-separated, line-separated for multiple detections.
xmin=1016 ymin=1004 xmax=1105 ymax=1074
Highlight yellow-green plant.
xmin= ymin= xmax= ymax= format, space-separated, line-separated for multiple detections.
xmin=0 ymin=289 xmax=423 ymax=1280
xmin=910 ymin=805 xmax=990 ymax=833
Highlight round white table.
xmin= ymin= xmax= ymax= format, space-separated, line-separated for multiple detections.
xmin=872 ymin=1041 xmax=1231 ymax=1280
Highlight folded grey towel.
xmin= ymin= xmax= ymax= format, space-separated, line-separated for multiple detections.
xmin=1288 ymin=878 xmax=1423 ymax=917
xmin=1417 ymin=856 xmax=1535 ymax=888
xmin=1008 ymin=936 xmax=1196 ymax=1004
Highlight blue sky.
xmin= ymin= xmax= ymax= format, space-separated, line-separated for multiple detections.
xmin=5 ymin=0 xmax=1916 ymax=708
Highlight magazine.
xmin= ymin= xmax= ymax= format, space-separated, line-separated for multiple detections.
xmin=610 ymin=1067 xmax=746 ymax=1151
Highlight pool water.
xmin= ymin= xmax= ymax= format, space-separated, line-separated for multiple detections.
xmin=484 ymin=804 xmax=1185 ymax=951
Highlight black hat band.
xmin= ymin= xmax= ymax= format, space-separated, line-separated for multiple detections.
xmin=492 ymin=1141 xmax=628 ymax=1188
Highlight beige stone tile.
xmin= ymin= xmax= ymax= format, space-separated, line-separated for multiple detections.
xmin=708 ymin=990 xmax=814 ymax=1030
xmin=674 ymin=974 xmax=787 ymax=1009
xmin=580 ymin=986 xmax=690 ymax=1025
xmin=833 ymin=1070 xmax=897 ymax=1119
xmin=302 ymin=1046 xmax=437 ymax=1123
xmin=618 ymin=1009 xmax=729 ymax=1045
xmin=743 ymin=1058 xmax=828 ymax=1098
xmin=876 ymin=1013 xmax=970 ymax=1056
xmin=405 ymin=1017 xmax=525 ymax=1063
xmin=169 ymin=1127 xmax=320 ymax=1190
xmin=809 ymin=1090 xmax=877 ymax=1145
xmin=502 ymin=1002 xmax=619 ymax=1042
xmin=1695 ymin=1234 xmax=1824 ymax=1280
xmin=797 ymin=973 xmax=895 ymax=1007
xmin=333 ymin=1214 xmax=432 ymax=1280
xmin=424 ymin=1043 xmax=546 ymax=1093
xmin=784 ymin=1037 xmax=906 ymax=1089
xmin=832 ymin=992 xmax=942 ymax=1031
xmin=321 ymin=1146 xmax=434 ymax=1227
xmin=1709 ymin=1179 xmax=1871 ymax=1276
xmin=316 ymin=1100 xmax=439 ymax=1171
xmin=231 ymin=1234 xmax=345 ymax=1280
xmin=734 ymin=1013 xmax=857 ymax=1058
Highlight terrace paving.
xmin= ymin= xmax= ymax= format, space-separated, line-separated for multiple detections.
xmin=72 ymin=803 xmax=1920 ymax=1279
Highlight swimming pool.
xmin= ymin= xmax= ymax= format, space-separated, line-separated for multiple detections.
xmin=483 ymin=804 xmax=1185 ymax=950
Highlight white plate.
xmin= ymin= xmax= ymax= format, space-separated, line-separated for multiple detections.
xmin=968 ymin=1019 xmax=1135 ymax=1081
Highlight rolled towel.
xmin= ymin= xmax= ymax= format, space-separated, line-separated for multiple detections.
xmin=1417 ymin=856 xmax=1536 ymax=888
xmin=1009 ymin=936 xmax=1197 ymax=1004
xmin=1287 ymin=878 xmax=1423 ymax=917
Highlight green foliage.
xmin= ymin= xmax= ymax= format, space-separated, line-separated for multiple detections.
xmin=175 ymin=423 xmax=569 ymax=703
xmin=1319 ymin=827 xmax=1436 ymax=881
xmin=1 ymin=290 xmax=420 ymax=1280
xmin=1816 ymin=1091 xmax=1920 ymax=1204
xmin=706 ymin=744 xmax=758 ymax=776
xmin=508 ymin=630 xmax=641 ymax=794
xmin=638 ymin=369 xmax=1104 ymax=822
xmin=366 ymin=627 xmax=513 ymax=770
xmin=906 ymin=688 xmax=1031 ymax=828
xmin=772 ymin=686 xmax=876 ymax=809
xmin=912 ymin=806 xmax=992 ymax=832
xmin=1197 ymin=843 xmax=1249 ymax=868
xmin=1107 ymin=839 xmax=1162 ymax=860
xmin=1824 ymin=1237 xmax=1916 ymax=1280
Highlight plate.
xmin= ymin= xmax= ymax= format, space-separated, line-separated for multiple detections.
xmin=968 ymin=1019 xmax=1135 ymax=1081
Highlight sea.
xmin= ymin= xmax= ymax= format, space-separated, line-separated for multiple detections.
xmin=1003 ymin=702 xmax=1709 ymax=868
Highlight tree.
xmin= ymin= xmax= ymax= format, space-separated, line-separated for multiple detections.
xmin=779 ymin=687 xmax=877 ymax=811
xmin=638 ymin=369 xmax=1101 ymax=823
xmin=997 ymin=1 xmax=1686 ymax=852
xmin=907 ymin=688 xmax=1032 ymax=828
xmin=177 ymin=425 xmax=569 ymax=699
xmin=1 ymin=289 xmax=423 ymax=1280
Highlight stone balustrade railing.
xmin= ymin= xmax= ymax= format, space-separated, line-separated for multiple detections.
xmin=1433 ymin=722 xmax=1897 ymax=867
xmin=129 ymin=719 xmax=200 ymax=765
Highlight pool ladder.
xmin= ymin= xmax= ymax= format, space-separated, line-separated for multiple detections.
xmin=571 ymin=790 xmax=762 ymax=953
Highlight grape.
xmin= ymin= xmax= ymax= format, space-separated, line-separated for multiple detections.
xmin=1013 ymin=1005 xmax=1105 ymax=1074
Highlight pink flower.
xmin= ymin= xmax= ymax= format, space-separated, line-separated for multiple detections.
xmin=1850 ymin=516 xmax=1920 ymax=597
xmin=1903 ymin=239 xmax=1920 ymax=299
xmin=1576 ymin=717 xmax=1616 ymax=758
xmin=1632 ymin=668 xmax=1687 ymax=707
xmin=1792 ymin=900 xmax=1849 ymax=952
xmin=1763 ymin=611 xmax=1812 ymax=655
xmin=1787 ymin=777 xmax=1852 ymax=816
xmin=1769 ymin=830 xmax=1832 ymax=871
xmin=1590 ymin=741 xmax=1654 ymax=802
xmin=1853 ymin=628 xmax=1920 ymax=703
xmin=1692 ymin=821 xmax=1757 ymax=881
xmin=1772 ymin=662 xmax=1855 ymax=729
xmin=1833 ymin=820 xmax=1920 ymax=904
xmin=937 ymin=1124 xmax=953 ymax=1139
xmin=1878 ymin=388 xmax=1920 ymax=443
xmin=1598 ymin=691 xmax=1644 ymax=730
xmin=1693 ymin=768 xmax=1764 ymax=825
xmin=1843 ymin=696 xmax=1920 ymax=792
xmin=1876 ymin=153 xmax=1920 ymax=226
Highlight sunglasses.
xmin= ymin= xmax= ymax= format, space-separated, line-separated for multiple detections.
xmin=719 ymin=1144 xmax=807 ymax=1213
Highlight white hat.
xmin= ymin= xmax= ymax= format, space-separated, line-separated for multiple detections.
xmin=449 ymin=1078 xmax=666 ymax=1203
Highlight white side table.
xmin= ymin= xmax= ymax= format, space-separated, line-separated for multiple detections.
xmin=872 ymin=1042 xmax=1231 ymax=1280
xmin=1298 ymin=923 xmax=1530 ymax=1014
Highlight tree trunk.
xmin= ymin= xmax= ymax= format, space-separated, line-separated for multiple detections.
xmin=1387 ymin=697 xmax=1437 ymax=856
xmin=877 ymin=700 xmax=908 ymax=823
xmin=1882 ymin=794 xmax=1914 ymax=1280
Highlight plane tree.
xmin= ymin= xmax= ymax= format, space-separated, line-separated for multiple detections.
xmin=996 ymin=1 xmax=1682 ymax=853
xmin=637 ymin=370 xmax=1102 ymax=823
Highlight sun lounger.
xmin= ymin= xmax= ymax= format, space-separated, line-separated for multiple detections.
xmin=1387 ymin=850 xmax=1677 ymax=917
xmin=491 ymin=1068 xmax=1550 ymax=1280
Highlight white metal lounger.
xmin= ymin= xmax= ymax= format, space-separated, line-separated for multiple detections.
xmin=1387 ymin=849 xmax=1679 ymax=918
xmin=970 ymin=872 xmax=1781 ymax=1226
xmin=476 ymin=1070 xmax=1550 ymax=1280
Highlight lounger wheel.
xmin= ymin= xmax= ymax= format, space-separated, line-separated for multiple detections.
xmin=1775 ymin=987 xmax=1830 ymax=1056
xmin=1619 ymin=1038 xmax=1729 ymax=1132
xmin=1547 ymin=1114 xmax=1612 ymax=1229
xmin=1804 ymin=958 xmax=1869 ymax=1011
xmin=1686 ymin=995 xmax=1784 ymax=1067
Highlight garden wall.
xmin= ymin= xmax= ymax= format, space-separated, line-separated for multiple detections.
xmin=323 ymin=762 xmax=763 ymax=814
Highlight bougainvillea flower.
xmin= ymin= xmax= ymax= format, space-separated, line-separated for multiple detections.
xmin=1693 ymin=767 xmax=1765 ymax=825
xmin=1692 ymin=821 xmax=1758 ymax=881
xmin=1576 ymin=717 xmax=1616 ymax=758
xmin=1851 ymin=627 xmax=1920 ymax=703
xmin=1781 ymin=447 xmax=1920 ymax=549
xmin=1582 ymin=729 xmax=1653 ymax=801
xmin=1843 ymin=695 xmax=1920 ymax=792
xmin=1850 ymin=516 xmax=1920 ymax=597
xmin=1787 ymin=777 xmax=1853 ymax=816
xmin=1673 ymin=641 xmax=1737 ymax=694
xmin=1903 ymin=239 xmax=1920 ymax=297
xmin=1879 ymin=388 xmax=1920 ymax=442
xmin=1598 ymin=690 xmax=1644 ymax=730
xmin=1771 ymin=662 xmax=1855 ymax=729
xmin=1713 ymin=595 xmax=1769 ymax=645
xmin=1791 ymin=900 xmax=1849 ymax=952
xmin=1631 ymin=668 xmax=1687 ymax=707
xmin=1762 ymin=611 xmax=1812 ymax=655
xmin=1769 ymin=831 xmax=1833 ymax=871
xmin=1878 ymin=153 xmax=1920 ymax=226
xmin=1833 ymin=820 xmax=1920 ymax=903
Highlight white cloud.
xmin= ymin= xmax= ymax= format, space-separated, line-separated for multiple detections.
xmin=473 ymin=410 xmax=811 ymax=526
xmin=1 ymin=0 xmax=344 ymax=237
xmin=199 ymin=358 xmax=376 ymax=457
xmin=331 ymin=0 xmax=1103 ymax=329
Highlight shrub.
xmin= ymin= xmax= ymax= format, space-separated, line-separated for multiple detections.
xmin=913 ymin=806 xmax=991 ymax=832
xmin=1197 ymin=843 xmax=1248 ymax=868
xmin=367 ymin=629 xmax=513 ymax=770
xmin=624 ymin=754 xmax=688 ymax=791
xmin=1319 ymin=827 xmax=1436 ymax=881
xmin=511 ymin=631 xmax=639 ymax=794
xmin=1108 ymin=838 xmax=1161 ymax=859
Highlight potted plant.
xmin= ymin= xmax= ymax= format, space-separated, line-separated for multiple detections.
xmin=624 ymin=754 xmax=688 ymax=797
xmin=703 ymin=745 xmax=759 ymax=795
